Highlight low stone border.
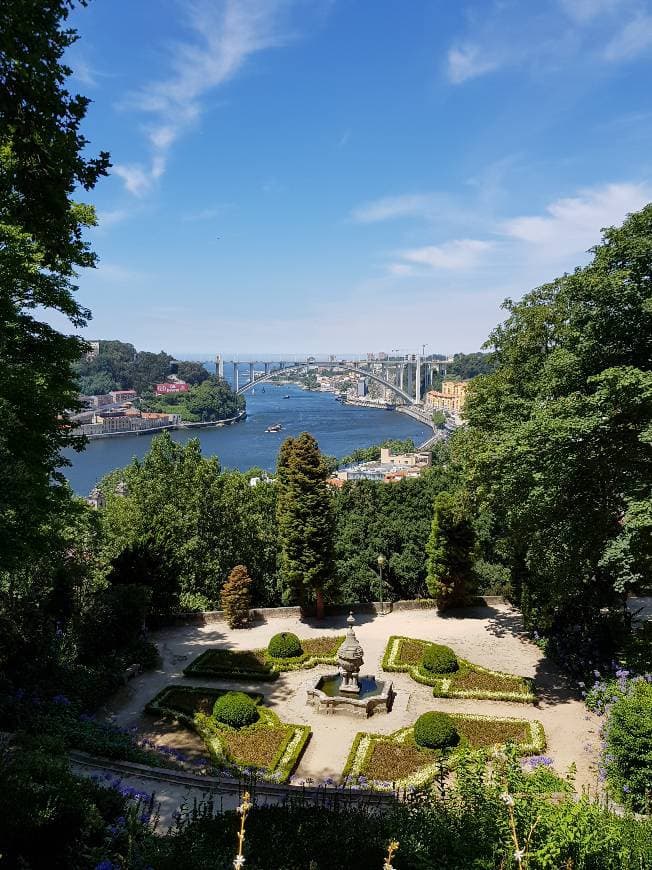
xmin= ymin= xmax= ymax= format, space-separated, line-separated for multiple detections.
xmin=382 ymin=636 xmax=537 ymax=703
xmin=69 ymin=749 xmax=398 ymax=805
xmin=150 ymin=596 xmax=508 ymax=628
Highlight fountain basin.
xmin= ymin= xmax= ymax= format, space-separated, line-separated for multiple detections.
xmin=306 ymin=672 xmax=393 ymax=717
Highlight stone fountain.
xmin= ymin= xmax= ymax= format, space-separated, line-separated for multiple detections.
xmin=306 ymin=613 xmax=393 ymax=717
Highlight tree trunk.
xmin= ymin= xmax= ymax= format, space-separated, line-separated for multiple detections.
xmin=315 ymin=587 xmax=325 ymax=620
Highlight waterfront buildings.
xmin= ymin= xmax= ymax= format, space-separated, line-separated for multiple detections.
xmin=329 ymin=446 xmax=431 ymax=485
xmin=425 ymin=379 xmax=469 ymax=415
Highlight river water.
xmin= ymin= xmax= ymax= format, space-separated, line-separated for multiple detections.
xmin=61 ymin=383 xmax=431 ymax=495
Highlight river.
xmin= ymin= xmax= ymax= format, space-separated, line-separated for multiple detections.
xmin=61 ymin=383 xmax=431 ymax=495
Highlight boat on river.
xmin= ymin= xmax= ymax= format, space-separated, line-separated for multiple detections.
xmin=265 ymin=423 xmax=283 ymax=433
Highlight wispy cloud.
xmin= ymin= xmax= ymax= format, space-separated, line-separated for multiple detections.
xmin=559 ymin=0 xmax=624 ymax=23
xmin=446 ymin=0 xmax=649 ymax=85
xmin=181 ymin=204 xmax=233 ymax=222
xmin=115 ymin=0 xmax=295 ymax=196
xmin=374 ymin=180 xmax=650 ymax=282
xmin=351 ymin=193 xmax=438 ymax=223
xmin=95 ymin=208 xmax=130 ymax=230
xmin=395 ymin=239 xmax=493 ymax=272
xmin=446 ymin=44 xmax=500 ymax=84
xmin=604 ymin=11 xmax=652 ymax=60
xmin=501 ymin=181 xmax=652 ymax=256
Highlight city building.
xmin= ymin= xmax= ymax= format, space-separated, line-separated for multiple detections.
xmin=109 ymin=389 xmax=137 ymax=403
xmin=356 ymin=378 xmax=368 ymax=397
xmin=379 ymin=447 xmax=431 ymax=468
xmin=425 ymin=379 xmax=469 ymax=414
xmin=328 ymin=448 xmax=431 ymax=485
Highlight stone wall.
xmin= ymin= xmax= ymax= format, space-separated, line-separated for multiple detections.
xmin=149 ymin=596 xmax=508 ymax=628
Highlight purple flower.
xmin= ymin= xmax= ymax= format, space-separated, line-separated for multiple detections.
xmin=623 ymin=785 xmax=630 ymax=793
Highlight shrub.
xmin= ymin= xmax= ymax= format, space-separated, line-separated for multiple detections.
xmin=268 ymin=632 xmax=303 ymax=659
xmin=605 ymin=679 xmax=652 ymax=812
xmin=212 ymin=691 xmax=259 ymax=729
xmin=220 ymin=565 xmax=253 ymax=628
xmin=414 ymin=712 xmax=459 ymax=749
xmin=421 ymin=643 xmax=458 ymax=674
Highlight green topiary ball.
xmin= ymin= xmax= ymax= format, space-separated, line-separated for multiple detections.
xmin=421 ymin=643 xmax=459 ymax=674
xmin=267 ymin=632 xmax=303 ymax=659
xmin=212 ymin=691 xmax=259 ymax=728
xmin=414 ymin=711 xmax=459 ymax=749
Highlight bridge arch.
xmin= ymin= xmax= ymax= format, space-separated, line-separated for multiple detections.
xmin=235 ymin=362 xmax=415 ymax=405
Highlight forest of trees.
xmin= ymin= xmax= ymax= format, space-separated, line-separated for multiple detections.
xmin=0 ymin=2 xmax=651 ymax=866
xmin=74 ymin=340 xmax=213 ymax=396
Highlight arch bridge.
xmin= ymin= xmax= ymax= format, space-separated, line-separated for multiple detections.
xmin=217 ymin=355 xmax=452 ymax=405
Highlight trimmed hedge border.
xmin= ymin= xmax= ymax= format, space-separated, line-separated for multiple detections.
xmin=183 ymin=636 xmax=345 ymax=681
xmin=145 ymin=685 xmax=309 ymax=782
xmin=195 ymin=707 xmax=311 ymax=783
xmin=145 ymin=685 xmax=263 ymax=727
xmin=382 ymin=636 xmax=537 ymax=703
xmin=342 ymin=714 xmax=546 ymax=790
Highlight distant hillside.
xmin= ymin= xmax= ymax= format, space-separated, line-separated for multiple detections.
xmin=74 ymin=340 xmax=210 ymax=395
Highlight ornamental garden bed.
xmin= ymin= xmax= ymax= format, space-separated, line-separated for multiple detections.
xmin=183 ymin=635 xmax=345 ymax=681
xmin=382 ymin=636 xmax=536 ymax=702
xmin=145 ymin=685 xmax=309 ymax=782
xmin=342 ymin=714 xmax=546 ymax=790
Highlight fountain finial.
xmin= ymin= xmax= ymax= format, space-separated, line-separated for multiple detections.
xmin=347 ymin=611 xmax=355 ymax=628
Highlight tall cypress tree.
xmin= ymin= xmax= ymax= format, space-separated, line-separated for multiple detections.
xmin=426 ymin=491 xmax=475 ymax=610
xmin=276 ymin=432 xmax=334 ymax=617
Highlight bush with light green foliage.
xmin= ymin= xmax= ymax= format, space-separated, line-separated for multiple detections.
xmin=413 ymin=711 xmax=460 ymax=749
xmin=604 ymin=679 xmax=652 ymax=813
xmin=267 ymin=632 xmax=303 ymax=659
xmin=212 ymin=692 xmax=259 ymax=729
xmin=421 ymin=643 xmax=459 ymax=674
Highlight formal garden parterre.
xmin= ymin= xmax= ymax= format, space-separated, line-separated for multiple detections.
xmin=342 ymin=712 xmax=546 ymax=789
xmin=183 ymin=634 xmax=345 ymax=680
xmin=382 ymin=635 xmax=537 ymax=702
xmin=146 ymin=685 xmax=310 ymax=782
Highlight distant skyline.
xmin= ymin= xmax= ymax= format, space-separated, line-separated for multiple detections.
xmin=55 ymin=0 xmax=652 ymax=355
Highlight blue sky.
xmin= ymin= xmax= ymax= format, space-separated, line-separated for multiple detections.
xmin=59 ymin=0 xmax=652 ymax=355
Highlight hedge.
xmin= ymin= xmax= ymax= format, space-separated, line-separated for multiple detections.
xmin=184 ymin=636 xmax=345 ymax=680
xmin=343 ymin=714 xmax=546 ymax=790
xmin=382 ymin=636 xmax=537 ymax=703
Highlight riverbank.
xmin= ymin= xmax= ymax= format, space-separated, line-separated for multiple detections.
xmin=84 ymin=410 xmax=246 ymax=440
xmin=62 ymin=384 xmax=431 ymax=495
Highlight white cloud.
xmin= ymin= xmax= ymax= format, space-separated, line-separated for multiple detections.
xmin=446 ymin=0 xmax=650 ymax=85
xmin=351 ymin=193 xmax=439 ymax=223
xmin=446 ymin=44 xmax=500 ymax=84
xmin=95 ymin=208 xmax=130 ymax=229
xmin=502 ymin=182 xmax=652 ymax=256
xmin=181 ymin=205 xmax=232 ymax=222
xmin=397 ymin=239 xmax=493 ymax=272
xmin=559 ymin=0 xmax=623 ymax=22
xmin=604 ymin=12 xmax=652 ymax=60
xmin=116 ymin=0 xmax=294 ymax=195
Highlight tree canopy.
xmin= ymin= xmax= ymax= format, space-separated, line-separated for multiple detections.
xmin=453 ymin=204 xmax=652 ymax=654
